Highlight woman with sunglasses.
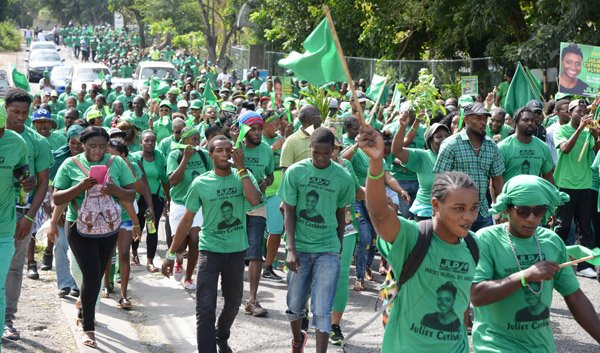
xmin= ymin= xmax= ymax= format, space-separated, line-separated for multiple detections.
xmin=471 ymin=174 xmax=600 ymax=352
xmin=150 ymin=100 xmax=173 ymax=143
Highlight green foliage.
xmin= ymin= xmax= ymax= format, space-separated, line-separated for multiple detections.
xmin=172 ymin=32 xmax=206 ymax=53
xmin=396 ymin=69 xmax=446 ymax=125
xmin=302 ymin=85 xmax=329 ymax=122
xmin=442 ymin=80 xmax=462 ymax=100
xmin=0 ymin=21 xmax=21 ymax=51
xmin=44 ymin=0 xmax=112 ymax=25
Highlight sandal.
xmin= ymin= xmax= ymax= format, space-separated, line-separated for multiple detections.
xmin=353 ymin=279 xmax=365 ymax=291
xmin=119 ymin=297 xmax=133 ymax=310
xmin=132 ymin=253 xmax=140 ymax=266
xmin=102 ymin=288 xmax=110 ymax=298
xmin=82 ymin=331 xmax=97 ymax=349
xmin=146 ymin=263 xmax=158 ymax=273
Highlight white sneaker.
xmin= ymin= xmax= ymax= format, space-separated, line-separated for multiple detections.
xmin=576 ymin=268 xmax=597 ymax=278
xmin=183 ymin=279 xmax=196 ymax=290
xmin=173 ymin=264 xmax=184 ymax=282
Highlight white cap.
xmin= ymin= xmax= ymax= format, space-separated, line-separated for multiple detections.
xmin=177 ymin=100 xmax=189 ymax=108
xmin=328 ymin=98 xmax=339 ymax=109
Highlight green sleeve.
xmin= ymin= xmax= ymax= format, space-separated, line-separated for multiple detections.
xmin=184 ymin=178 xmax=203 ymax=213
xmin=166 ymin=149 xmax=180 ymax=176
xmin=337 ymin=171 xmax=356 ymax=207
xmin=277 ymin=165 xmax=297 ymax=206
xmin=35 ymin=137 xmax=55 ymax=173
xmin=404 ymin=148 xmax=426 ymax=173
xmin=540 ymin=141 xmax=554 ymax=174
xmin=554 ymin=127 xmax=567 ymax=147
xmin=113 ymin=157 xmax=136 ymax=187
xmin=472 ymin=229 xmax=495 ymax=283
xmin=53 ymin=159 xmax=73 ymax=190
xmin=376 ymin=217 xmax=419 ymax=274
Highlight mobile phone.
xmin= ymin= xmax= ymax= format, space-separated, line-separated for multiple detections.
xmin=89 ymin=165 xmax=108 ymax=185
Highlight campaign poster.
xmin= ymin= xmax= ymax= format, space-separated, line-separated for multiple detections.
xmin=461 ymin=76 xmax=478 ymax=96
xmin=559 ymin=42 xmax=600 ymax=97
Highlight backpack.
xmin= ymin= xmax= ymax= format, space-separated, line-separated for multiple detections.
xmin=342 ymin=219 xmax=479 ymax=350
xmin=379 ymin=219 xmax=479 ymax=326
xmin=72 ymin=156 xmax=122 ymax=238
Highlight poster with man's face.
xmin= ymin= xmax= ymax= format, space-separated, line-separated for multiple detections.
xmin=559 ymin=42 xmax=600 ymax=97
xmin=461 ymin=76 xmax=478 ymax=96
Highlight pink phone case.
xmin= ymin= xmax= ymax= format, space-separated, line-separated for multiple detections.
xmin=89 ymin=165 xmax=108 ymax=184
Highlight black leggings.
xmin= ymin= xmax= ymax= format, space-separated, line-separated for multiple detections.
xmin=67 ymin=222 xmax=118 ymax=332
xmin=133 ymin=194 xmax=165 ymax=259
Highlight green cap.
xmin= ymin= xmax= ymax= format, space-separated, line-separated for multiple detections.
xmin=43 ymin=70 xmax=50 ymax=78
xmin=189 ymin=99 xmax=203 ymax=110
xmin=85 ymin=110 xmax=102 ymax=121
xmin=221 ymin=101 xmax=237 ymax=113
xmin=168 ymin=87 xmax=180 ymax=95
xmin=159 ymin=99 xmax=172 ymax=108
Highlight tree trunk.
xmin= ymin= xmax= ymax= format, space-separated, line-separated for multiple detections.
xmin=132 ymin=10 xmax=146 ymax=49
xmin=507 ymin=0 xmax=528 ymax=43
xmin=197 ymin=0 xmax=218 ymax=63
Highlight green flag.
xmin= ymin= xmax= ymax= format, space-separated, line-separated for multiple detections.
xmin=566 ymin=245 xmax=600 ymax=266
xmin=151 ymin=81 xmax=169 ymax=99
xmin=502 ymin=62 xmax=542 ymax=116
xmin=203 ymin=81 xmax=218 ymax=104
xmin=366 ymin=75 xmax=388 ymax=104
xmin=236 ymin=124 xmax=251 ymax=148
xmin=391 ymin=84 xmax=402 ymax=111
xmin=10 ymin=65 xmax=30 ymax=92
xmin=278 ymin=18 xmax=346 ymax=86
xmin=170 ymin=141 xmax=188 ymax=150
xmin=97 ymin=70 xmax=105 ymax=80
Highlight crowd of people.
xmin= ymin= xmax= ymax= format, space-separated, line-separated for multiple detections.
xmin=1 ymin=23 xmax=600 ymax=353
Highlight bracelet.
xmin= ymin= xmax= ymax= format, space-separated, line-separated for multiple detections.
xmin=240 ymin=174 xmax=250 ymax=180
xmin=133 ymin=224 xmax=140 ymax=228
xmin=520 ymin=271 xmax=527 ymax=287
xmin=166 ymin=251 xmax=176 ymax=261
xmin=237 ymin=168 xmax=247 ymax=175
xmin=23 ymin=214 xmax=34 ymax=223
xmin=367 ymin=170 xmax=385 ymax=180
xmin=410 ymin=126 xmax=418 ymax=132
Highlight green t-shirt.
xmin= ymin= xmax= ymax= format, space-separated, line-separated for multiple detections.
xmin=184 ymin=170 xmax=255 ymax=253
xmin=592 ymin=153 xmax=600 ymax=210
xmin=404 ymin=149 xmax=437 ymax=207
xmin=497 ymin=81 xmax=509 ymax=108
xmin=472 ymin=225 xmax=580 ymax=353
xmin=553 ymin=124 xmax=594 ymax=189
xmin=116 ymin=94 xmax=134 ymax=108
xmin=153 ymin=115 xmax=173 ymax=143
xmin=123 ymin=111 xmax=150 ymax=132
xmin=166 ymin=148 xmax=213 ymax=205
xmin=0 ymin=131 xmax=28 ymax=237
xmin=383 ymin=122 xmax=426 ymax=181
xmin=53 ymin=154 xmax=136 ymax=222
xmin=342 ymin=133 xmax=355 ymax=147
xmin=377 ymin=217 xmax=475 ymax=353
xmin=498 ymin=135 xmax=554 ymax=182
xmin=242 ymin=141 xmax=274 ymax=207
xmin=250 ymin=78 xmax=264 ymax=91
xmin=263 ymin=134 xmax=283 ymax=197
xmin=131 ymin=150 xmax=169 ymax=197
xmin=76 ymin=101 xmax=92 ymax=116
xmin=17 ymin=126 xmax=54 ymax=184
xmin=278 ymin=159 xmax=355 ymax=253
xmin=485 ymin=124 xmax=512 ymax=143
xmin=158 ymin=135 xmax=176 ymax=159
xmin=47 ymin=131 xmax=67 ymax=152
xmin=350 ymin=149 xmax=370 ymax=186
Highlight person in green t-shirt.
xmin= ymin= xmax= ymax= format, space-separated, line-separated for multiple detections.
xmin=498 ymin=107 xmax=554 ymax=183
xmin=485 ymin=108 xmax=512 ymax=143
xmin=161 ymin=135 xmax=261 ymax=353
xmin=0 ymin=101 xmax=31 ymax=346
xmin=52 ymin=127 xmax=136 ymax=348
xmin=471 ymin=175 xmax=600 ymax=352
xmin=237 ymin=111 xmax=274 ymax=317
xmin=278 ymin=127 xmax=355 ymax=353
xmin=359 ymin=124 xmax=479 ymax=353
xmin=495 ymin=69 xmax=513 ymax=108
xmin=553 ymin=99 xmax=599 ymax=276
xmin=166 ymin=126 xmax=212 ymax=289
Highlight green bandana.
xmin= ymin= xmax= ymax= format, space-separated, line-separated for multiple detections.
xmin=489 ymin=175 xmax=569 ymax=223
xmin=265 ymin=111 xmax=283 ymax=124
xmin=180 ymin=126 xmax=199 ymax=140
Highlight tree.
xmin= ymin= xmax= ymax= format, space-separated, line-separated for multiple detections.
xmin=196 ymin=0 xmax=243 ymax=66
xmin=109 ymin=0 xmax=148 ymax=48
xmin=45 ymin=0 xmax=112 ymax=26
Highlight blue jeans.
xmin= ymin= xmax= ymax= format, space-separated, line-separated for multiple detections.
xmin=286 ymin=252 xmax=340 ymax=333
xmin=397 ymin=180 xmax=419 ymax=219
xmin=55 ymin=225 xmax=77 ymax=290
xmin=353 ymin=201 xmax=375 ymax=280
xmin=471 ymin=215 xmax=493 ymax=232
xmin=0 ymin=236 xmax=15 ymax=341
xmin=245 ymin=215 xmax=266 ymax=261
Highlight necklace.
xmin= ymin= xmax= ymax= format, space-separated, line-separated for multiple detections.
xmin=504 ymin=226 xmax=543 ymax=296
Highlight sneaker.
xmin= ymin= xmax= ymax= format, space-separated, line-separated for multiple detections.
xmin=329 ymin=324 xmax=344 ymax=346
xmin=291 ymin=330 xmax=308 ymax=353
xmin=183 ymin=279 xmax=196 ymax=290
xmin=26 ymin=261 xmax=39 ymax=280
xmin=244 ymin=300 xmax=268 ymax=317
xmin=58 ymin=287 xmax=70 ymax=298
xmin=173 ymin=263 xmax=184 ymax=282
xmin=40 ymin=251 xmax=53 ymax=271
xmin=3 ymin=325 xmax=20 ymax=340
xmin=216 ymin=337 xmax=233 ymax=353
xmin=262 ymin=266 xmax=283 ymax=281
xmin=576 ymin=267 xmax=597 ymax=278
xmin=70 ymin=289 xmax=80 ymax=298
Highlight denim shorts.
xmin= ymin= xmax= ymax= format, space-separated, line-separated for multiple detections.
xmin=266 ymin=195 xmax=284 ymax=235
xmin=245 ymin=215 xmax=266 ymax=261
xmin=120 ymin=220 xmax=133 ymax=231
xmin=286 ymin=252 xmax=340 ymax=333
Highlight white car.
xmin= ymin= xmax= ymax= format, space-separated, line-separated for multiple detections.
xmin=71 ymin=63 xmax=111 ymax=92
xmin=28 ymin=41 xmax=60 ymax=52
xmin=50 ymin=65 xmax=73 ymax=94
xmin=134 ymin=61 xmax=177 ymax=92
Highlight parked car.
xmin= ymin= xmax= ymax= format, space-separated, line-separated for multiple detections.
xmin=134 ymin=61 xmax=177 ymax=92
xmin=50 ymin=65 xmax=73 ymax=95
xmin=70 ymin=63 xmax=111 ymax=92
xmin=25 ymin=49 xmax=64 ymax=82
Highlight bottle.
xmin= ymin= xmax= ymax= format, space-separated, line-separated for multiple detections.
xmin=145 ymin=209 xmax=156 ymax=234
xmin=17 ymin=170 xmax=30 ymax=207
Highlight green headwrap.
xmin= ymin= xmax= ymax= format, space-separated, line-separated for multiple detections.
xmin=265 ymin=110 xmax=283 ymax=124
xmin=66 ymin=124 xmax=84 ymax=140
xmin=489 ymin=175 xmax=569 ymax=223
xmin=180 ymin=126 xmax=200 ymax=140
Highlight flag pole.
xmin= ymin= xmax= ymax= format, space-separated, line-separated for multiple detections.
xmin=323 ymin=5 xmax=366 ymax=126
xmin=559 ymin=254 xmax=596 ymax=268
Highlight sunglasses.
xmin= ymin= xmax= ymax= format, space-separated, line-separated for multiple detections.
xmin=512 ymin=205 xmax=547 ymax=218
